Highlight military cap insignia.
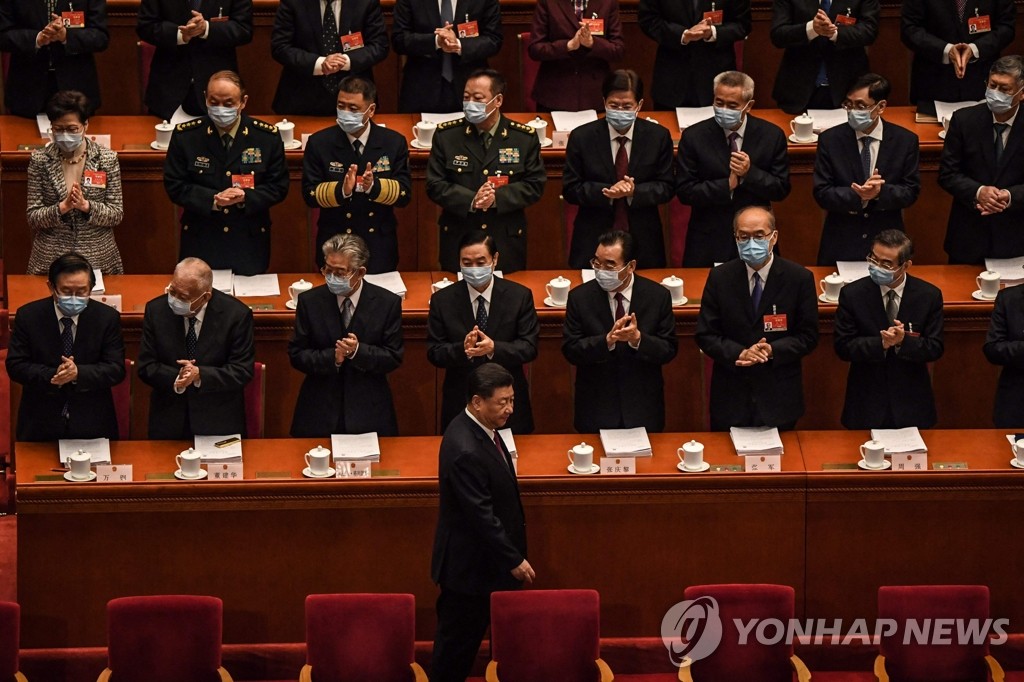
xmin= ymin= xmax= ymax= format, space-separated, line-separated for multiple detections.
xmin=176 ymin=118 xmax=202 ymax=132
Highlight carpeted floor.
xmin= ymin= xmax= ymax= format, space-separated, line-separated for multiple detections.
xmin=0 ymin=515 xmax=16 ymax=603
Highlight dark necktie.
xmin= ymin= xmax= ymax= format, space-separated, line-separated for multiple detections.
xmin=475 ymin=295 xmax=488 ymax=331
xmin=614 ymin=292 xmax=626 ymax=320
xmin=440 ymin=0 xmax=454 ymax=82
xmin=728 ymin=131 xmax=739 ymax=153
xmin=861 ymin=137 xmax=873 ymax=183
xmin=613 ymin=136 xmax=630 ymax=231
xmin=751 ymin=272 xmax=763 ymax=314
xmin=341 ymin=297 xmax=354 ymax=329
xmin=995 ymin=123 xmax=1009 ymax=164
xmin=352 ymin=139 xmax=362 ymax=157
xmin=493 ymin=432 xmax=516 ymax=476
xmin=814 ymin=0 xmax=831 ymax=87
xmin=574 ymin=0 xmax=586 ymax=20
xmin=221 ymin=133 xmax=232 ymax=151
xmin=185 ymin=316 xmax=198 ymax=360
xmin=480 ymin=131 xmax=492 ymax=151
xmin=322 ymin=0 xmax=341 ymax=92
xmin=956 ymin=0 xmax=967 ymax=22
xmin=885 ymin=289 xmax=899 ymax=325
xmin=61 ymin=317 xmax=73 ymax=420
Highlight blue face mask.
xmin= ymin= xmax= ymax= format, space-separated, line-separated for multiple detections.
xmin=847 ymin=106 xmax=877 ymax=132
xmin=594 ymin=266 xmax=626 ymax=292
xmin=736 ymin=235 xmax=773 ymax=266
xmin=53 ymin=132 xmax=84 ymax=154
xmin=56 ymin=295 xmax=88 ymax=317
xmin=985 ymin=87 xmax=1021 ymax=115
xmin=326 ymin=272 xmax=355 ymax=296
xmin=336 ymin=108 xmax=370 ymax=135
xmin=868 ymin=263 xmax=898 ymax=287
xmin=461 ymin=265 xmax=493 ymax=288
xmin=463 ymin=96 xmax=497 ymax=125
xmin=605 ymin=108 xmax=638 ymax=132
xmin=208 ymin=105 xmax=240 ymax=128
xmin=167 ymin=293 xmax=194 ymax=316
xmin=713 ymin=105 xmax=744 ymax=131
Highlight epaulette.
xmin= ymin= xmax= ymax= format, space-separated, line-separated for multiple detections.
xmin=437 ymin=118 xmax=466 ymax=130
xmin=175 ymin=118 xmax=203 ymax=132
xmin=251 ymin=119 xmax=279 ymax=134
xmin=508 ymin=120 xmax=536 ymax=134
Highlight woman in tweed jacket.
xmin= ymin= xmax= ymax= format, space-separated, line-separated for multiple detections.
xmin=27 ymin=91 xmax=124 ymax=275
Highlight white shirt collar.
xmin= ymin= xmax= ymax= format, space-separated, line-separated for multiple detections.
xmin=468 ymin=276 xmax=495 ymax=305
xmin=608 ymin=272 xmax=635 ymax=306
xmin=993 ymin=108 xmax=1019 ymax=128
xmin=744 ymin=254 xmax=774 ymax=284
xmin=880 ymin=272 xmax=908 ymax=300
xmin=855 ymin=116 xmax=884 ymax=142
xmin=608 ymin=122 xmax=634 ymax=141
xmin=53 ymin=300 xmax=82 ymax=325
xmin=337 ymin=279 xmax=365 ymax=310
xmin=346 ymin=123 xmax=373 ymax=149
xmin=724 ymin=115 xmax=749 ymax=142
xmin=464 ymin=407 xmax=495 ymax=442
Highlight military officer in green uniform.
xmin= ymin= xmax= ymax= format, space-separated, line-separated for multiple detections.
xmin=426 ymin=68 xmax=546 ymax=273
xmin=164 ymin=70 xmax=289 ymax=275
xmin=302 ymin=76 xmax=411 ymax=273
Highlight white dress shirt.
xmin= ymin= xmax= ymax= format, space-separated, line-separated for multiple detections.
xmin=53 ymin=302 xmax=81 ymax=342
xmin=855 ymin=117 xmax=883 ymax=177
xmin=745 ymin=254 xmax=774 ymax=295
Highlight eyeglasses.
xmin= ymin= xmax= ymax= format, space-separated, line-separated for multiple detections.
xmin=605 ymin=103 xmax=638 ymax=111
xmin=50 ymin=126 xmax=84 ymax=134
xmin=734 ymin=231 xmax=774 ymax=244
xmin=866 ymin=255 xmax=902 ymax=272
xmin=589 ymin=258 xmax=627 ymax=272
xmin=165 ymin=285 xmax=205 ymax=305
xmin=841 ymin=101 xmax=878 ymax=112
xmin=321 ymin=266 xmax=356 ymax=279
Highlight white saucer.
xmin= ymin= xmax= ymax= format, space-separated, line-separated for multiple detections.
xmin=568 ymin=463 xmax=600 ymax=475
xmin=938 ymin=130 xmax=947 ymax=140
xmin=857 ymin=459 xmax=891 ymax=471
xmin=543 ymin=296 xmax=566 ymax=308
xmin=818 ymin=293 xmax=839 ymax=304
xmin=1010 ymin=458 xmax=1024 ymax=469
xmin=285 ymin=299 xmax=298 ymax=310
xmin=540 ymin=138 xmax=553 ymax=148
xmin=672 ymin=296 xmax=689 ymax=307
xmin=677 ymin=461 xmax=711 ymax=473
xmin=302 ymin=466 xmax=336 ymax=478
xmin=283 ymin=139 xmax=303 ymax=150
xmin=174 ymin=469 xmax=208 ymax=480
xmin=150 ymin=141 xmax=169 ymax=151
xmin=971 ymin=290 xmax=997 ymax=301
xmin=410 ymin=139 xmax=432 ymax=150
xmin=788 ymin=133 xmax=818 ymax=145
xmin=64 ymin=471 xmax=96 ymax=482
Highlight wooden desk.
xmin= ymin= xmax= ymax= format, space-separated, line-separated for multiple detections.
xmin=14 ymin=433 xmax=807 ymax=647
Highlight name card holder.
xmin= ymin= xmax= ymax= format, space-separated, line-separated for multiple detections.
xmin=336 ymin=461 xmax=372 ymax=478
xmin=600 ymin=457 xmax=636 ymax=475
xmin=209 ymin=462 xmax=244 ymax=480
xmin=891 ymin=453 xmax=928 ymax=471
xmin=744 ymin=455 xmax=782 ymax=472
xmin=95 ymin=464 xmax=133 ymax=482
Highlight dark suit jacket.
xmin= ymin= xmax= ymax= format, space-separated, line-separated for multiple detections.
xmin=527 ymin=0 xmax=625 ymax=111
xmin=288 ymin=282 xmax=404 ymax=437
xmin=834 ymin=275 xmax=944 ymax=429
xmin=769 ymin=0 xmax=878 ymax=113
xmin=137 ymin=289 xmax=255 ymax=439
xmin=562 ymin=276 xmax=678 ymax=433
xmin=428 ymin=278 xmax=539 ymax=434
xmin=271 ymin=0 xmax=388 ymax=116
xmin=431 ymin=410 xmax=525 ymax=594
xmin=983 ymin=283 xmax=1024 ymax=427
xmin=813 ymin=119 xmax=921 ymax=265
xmin=6 ymin=298 xmax=125 ymax=441
xmin=696 ymin=257 xmax=819 ymax=430
xmin=676 ymin=115 xmax=791 ymax=267
xmin=391 ymin=0 xmax=503 ymax=113
xmin=938 ymin=102 xmax=1024 ymax=264
xmin=0 ymin=0 xmax=108 ymax=117
xmin=137 ymin=0 xmax=253 ymax=120
xmin=563 ymin=117 xmax=675 ymax=269
xmin=901 ymin=0 xmax=1015 ymax=114
xmin=638 ymin=0 xmax=751 ymax=108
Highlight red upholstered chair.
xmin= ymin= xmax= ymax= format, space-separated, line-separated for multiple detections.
xmin=299 ymin=593 xmax=426 ymax=682
xmin=875 ymin=585 xmax=1005 ymax=682
xmin=0 ymin=602 xmax=27 ymax=682
xmin=112 ymin=359 xmax=133 ymax=440
xmin=487 ymin=589 xmax=613 ymax=682
xmin=679 ymin=584 xmax=811 ymax=682
xmin=244 ymin=362 xmax=266 ymax=439
xmin=98 ymin=595 xmax=233 ymax=682
xmin=517 ymin=32 xmax=540 ymax=112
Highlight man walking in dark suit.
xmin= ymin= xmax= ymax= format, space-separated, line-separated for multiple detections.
xmin=138 ymin=257 xmax=254 ymax=439
xmin=428 ymin=231 xmax=539 ymax=434
xmin=562 ymin=231 xmax=678 ymax=434
xmin=834 ymin=230 xmax=944 ymax=429
xmin=563 ymin=70 xmax=675 ymax=269
xmin=984 ymin=279 xmax=1024 ymax=427
xmin=392 ymin=0 xmax=502 ymax=113
xmin=430 ymin=362 xmax=534 ymax=682
xmin=813 ymin=73 xmax=921 ymax=265
xmin=677 ymin=70 xmax=790 ymax=267
xmin=137 ymin=0 xmax=253 ymax=120
xmin=271 ymin=0 xmax=388 ymax=116
xmin=696 ymin=207 xmax=819 ymax=431
xmin=901 ymin=0 xmax=1015 ymax=115
xmin=639 ymin=0 xmax=751 ymax=108
xmin=288 ymin=234 xmax=404 ymax=438
xmin=939 ymin=55 xmax=1024 ymax=265
xmin=302 ymin=77 xmax=411 ymax=272
xmin=6 ymin=253 xmax=125 ymax=441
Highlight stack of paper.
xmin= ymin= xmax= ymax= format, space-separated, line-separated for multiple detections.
xmin=194 ymin=434 xmax=243 ymax=462
xmin=550 ymin=110 xmax=598 ymax=131
xmin=933 ymin=100 xmax=982 ymax=125
xmin=332 ymin=432 xmax=381 ymax=462
xmin=497 ymin=428 xmax=518 ymax=458
xmin=364 ymin=271 xmax=408 ymax=299
xmin=871 ymin=427 xmax=927 ymax=455
xmin=212 ymin=269 xmax=233 ymax=294
xmin=675 ymin=107 xmax=714 ymax=130
xmin=807 ymin=109 xmax=848 ymax=132
xmin=985 ymin=257 xmax=1024 ymax=286
xmin=729 ymin=427 xmax=784 ymax=456
xmin=836 ymin=261 xmax=870 ymax=281
xmin=58 ymin=438 xmax=112 ymax=465
xmin=581 ymin=269 xmax=596 ymax=282
xmin=421 ymin=112 xmax=466 ymax=125
xmin=92 ymin=268 xmax=106 ymax=294
xmin=232 ymin=274 xmax=281 ymax=297
xmin=599 ymin=427 xmax=652 ymax=457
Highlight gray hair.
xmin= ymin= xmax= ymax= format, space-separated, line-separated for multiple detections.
xmin=733 ymin=205 xmax=776 ymax=232
xmin=174 ymin=257 xmax=213 ymax=292
xmin=713 ymin=71 xmax=755 ymax=102
xmin=990 ymin=55 xmax=1024 ymax=86
xmin=322 ymin=233 xmax=370 ymax=269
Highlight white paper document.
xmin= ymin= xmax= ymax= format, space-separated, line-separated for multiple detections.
xmin=985 ymin=257 xmax=1024 ymax=283
xmin=212 ymin=269 xmax=233 ymax=294
xmin=364 ymin=271 xmax=408 ymax=299
xmin=231 ymin=274 xmax=281 ymax=297
xmin=675 ymin=107 xmax=714 ymax=130
xmin=807 ymin=109 xmax=849 ymax=132
xmin=420 ymin=112 xmax=465 ymax=124
xmin=332 ymin=432 xmax=382 ymax=461
xmin=599 ymin=427 xmax=652 ymax=457
xmin=91 ymin=268 xmax=105 ymax=293
xmin=581 ymin=269 xmax=596 ymax=283
xmin=498 ymin=428 xmax=518 ymax=457
xmin=550 ymin=110 xmax=598 ymax=132
xmin=729 ymin=427 xmax=784 ymax=456
xmin=170 ymin=106 xmax=202 ymax=126
xmin=934 ymin=100 xmax=981 ymax=125
xmin=836 ymin=261 xmax=871 ymax=281
xmin=1005 ymin=434 xmax=1024 ymax=446
xmin=871 ymin=427 xmax=927 ymax=454
xmin=194 ymin=434 xmax=243 ymax=462
xmin=58 ymin=438 xmax=112 ymax=465
xmin=37 ymin=114 xmax=50 ymax=138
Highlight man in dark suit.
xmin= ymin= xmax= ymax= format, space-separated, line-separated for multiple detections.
xmin=984 ymin=278 xmax=1024 ymax=427
xmin=563 ymin=70 xmax=675 ymax=269
xmin=696 ymin=206 xmax=819 ymax=431
xmin=834 ymin=230 xmax=944 ymax=429
xmin=562 ymin=231 xmax=678 ymax=433
xmin=138 ymin=257 xmax=255 ymax=439
xmin=639 ymin=0 xmax=751 ymax=108
xmin=0 ymin=0 xmax=108 ymax=118
xmin=137 ymin=0 xmax=253 ymax=120
xmin=391 ymin=0 xmax=502 ymax=113
xmin=270 ymin=0 xmax=388 ymax=116
xmin=677 ymin=70 xmax=790 ymax=267
xmin=6 ymin=253 xmax=125 ymax=441
xmin=428 ymin=230 xmax=539 ymax=434
xmin=288 ymin=234 xmax=404 ymax=437
xmin=813 ymin=73 xmax=921 ymax=265
xmin=302 ymin=77 xmax=411 ymax=272
xmin=164 ymin=70 xmax=289 ymax=275
xmin=430 ymin=362 xmax=533 ymax=682
xmin=426 ymin=69 xmax=545 ymax=273
xmin=769 ymin=0 xmax=878 ymax=112
xmin=939 ymin=55 xmax=1024 ymax=265
xmin=901 ymin=0 xmax=1015 ymax=115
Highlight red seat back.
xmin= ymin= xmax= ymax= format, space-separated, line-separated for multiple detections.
xmin=669 ymin=201 xmax=691 ymax=268
xmin=113 ymin=358 xmax=133 ymax=440
xmin=0 ymin=601 xmax=19 ymax=678
xmin=518 ymin=32 xmax=540 ymax=112
xmin=244 ymin=362 xmax=266 ymax=439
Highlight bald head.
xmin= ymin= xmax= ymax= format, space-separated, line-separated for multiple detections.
xmin=172 ymin=258 xmax=213 ymax=300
